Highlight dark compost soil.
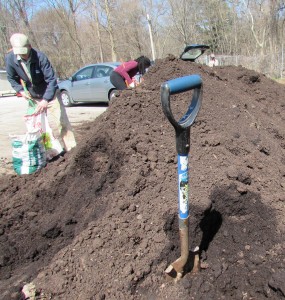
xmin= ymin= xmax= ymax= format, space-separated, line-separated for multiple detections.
xmin=1 ymin=56 xmax=285 ymax=300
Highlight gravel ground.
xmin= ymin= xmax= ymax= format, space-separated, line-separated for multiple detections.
xmin=0 ymin=96 xmax=107 ymax=175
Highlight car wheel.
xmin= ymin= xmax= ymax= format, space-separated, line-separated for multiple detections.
xmin=109 ymin=89 xmax=119 ymax=101
xmin=60 ymin=90 xmax=73 ymax=107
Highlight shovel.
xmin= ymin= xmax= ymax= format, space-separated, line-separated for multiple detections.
xmin=20 ymin=79 xmax=36 ymax=115
xmin=160 ymin=74 xmax=202 ymax=281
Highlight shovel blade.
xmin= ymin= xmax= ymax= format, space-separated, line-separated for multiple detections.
xmin=165 ymin=246 xmax=200 ymax=282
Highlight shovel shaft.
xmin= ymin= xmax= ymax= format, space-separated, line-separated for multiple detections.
xmin=168 ymin=218 xmax=189 ymax=276
xmin=178 ymin=218 xmax=189 ymax=264
xmin=20 ymin=79 xmax=36 ymax=114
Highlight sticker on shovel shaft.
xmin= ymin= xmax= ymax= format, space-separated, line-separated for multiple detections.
xmin=178 ymin=155 xmax=189 ymax=219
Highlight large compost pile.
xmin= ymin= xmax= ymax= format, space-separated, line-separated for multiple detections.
xmin=0 ymin=56 xmax=285 ymax=300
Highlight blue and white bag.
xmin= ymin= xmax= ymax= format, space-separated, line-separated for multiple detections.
xmin=10 ymin=131 xmax=46 ymax=175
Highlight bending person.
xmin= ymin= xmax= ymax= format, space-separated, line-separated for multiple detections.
xmin=110 ymin=56 xmax=151 ymax=90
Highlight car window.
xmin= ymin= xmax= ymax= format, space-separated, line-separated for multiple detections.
xmin=74 ymin=66 xmax=94 ymax=81
xmin=94 ymin=66 xmax=114 ymax=78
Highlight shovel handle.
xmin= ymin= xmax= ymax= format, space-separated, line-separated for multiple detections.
xmin=20 ymin=79 xmax=35 ymax=106
xmin=164 ymin=74 xmax=202 ymax=95
xmin=161 ymin=74 xmax=202 ymax=155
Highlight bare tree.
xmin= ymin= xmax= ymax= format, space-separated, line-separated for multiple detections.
xmin=0 ymin=1 xmax=12 ymax=66
xmin=5 ymin=0 xmax=40 ymax=47
xmin=29 ymin=8 xmax=72 ymax=77
xmin=99 ymin=0 xmax=118 ymax=61
xmin=93 ymin=0 xmax=104 ymax=62
xmin=167 ymin=0 xmax=198 ymax=46
xmin=44 ymin=0 xmax=85 ymax=66
xmin=115 ymin=0 xmax=149 ymax=59
xmin=241 ymin=0 xmax=268 ymax=54
xmin=198 ymin=0 xmax=234 ymax=54
xmin=2 ymin=0 xmax=285 ymax=77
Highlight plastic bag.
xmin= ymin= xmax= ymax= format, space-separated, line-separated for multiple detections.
xmin=10 ymin=131 xmax=46 ymax=175
xmin=24 ymin=112 xmax=63 ymax=161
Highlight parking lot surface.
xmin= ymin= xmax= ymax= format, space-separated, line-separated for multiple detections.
xmin=0 ymin=96 xmax=107 ymax=160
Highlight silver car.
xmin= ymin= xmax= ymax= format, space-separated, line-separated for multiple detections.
xmin=58 ymin=62 xmax=120 ymax=106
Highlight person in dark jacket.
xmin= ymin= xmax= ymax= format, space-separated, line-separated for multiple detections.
xmin=110 ymin=56 xmax=151 ymax=90
xmin=5 ymin=33 xmax=76 ymax=152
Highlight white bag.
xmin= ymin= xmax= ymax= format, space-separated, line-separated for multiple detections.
xmin=24 ymin=112 xmax=63 ymax=161
xmin=10 ymin=131 xmax=46 ymax=175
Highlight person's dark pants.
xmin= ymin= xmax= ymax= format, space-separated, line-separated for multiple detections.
xmin=110 ymin=71 xmax=127 ymax=90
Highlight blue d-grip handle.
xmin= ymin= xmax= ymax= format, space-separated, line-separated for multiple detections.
xmin=161 ymin=75 xmax=202 ymax=220
xmin=161 ymin=74 xmax=202 ymax=155
xmin=165 ymin=74 xmax=202 ymax=95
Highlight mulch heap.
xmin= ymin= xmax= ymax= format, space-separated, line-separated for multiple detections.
xmin=1 ymin=56 xmax=285 ymax=300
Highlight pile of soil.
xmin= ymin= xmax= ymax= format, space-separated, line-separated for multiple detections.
xmin=1 ymin=56 xmax=285 ymax=300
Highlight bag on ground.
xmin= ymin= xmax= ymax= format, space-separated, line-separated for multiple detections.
xmin=24 ymin=112 xmax=63 ymax=160
xmin=10 ymin=131 xmax=46 ymax=175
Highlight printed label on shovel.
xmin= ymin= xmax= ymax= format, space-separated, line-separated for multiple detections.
xmin=178 ymin=155 xmax=189 ymax=219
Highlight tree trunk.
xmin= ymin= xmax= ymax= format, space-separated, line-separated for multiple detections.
xmin=104 ymin=0 xmax=117 ymax=61
xmin=93 ymin=0 xmax=104 ymax=62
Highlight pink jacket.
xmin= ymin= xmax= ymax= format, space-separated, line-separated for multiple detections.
xmin=114 ymin=61 xmax=138 ymax=84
